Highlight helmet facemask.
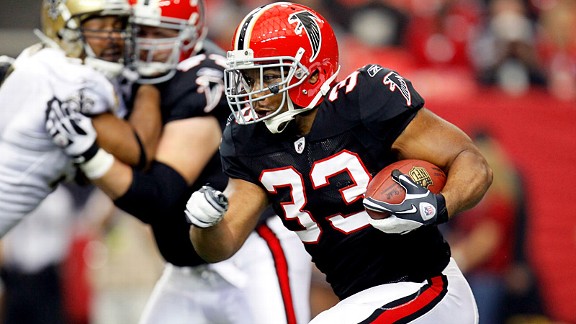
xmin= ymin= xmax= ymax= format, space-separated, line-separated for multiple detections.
xmin=40 ymin=0 xmax=132 ymax=79
xmin=132 ymin=25 xmax=182 ymax=84
xmin=225 ymin=48 xmax=314 ymax=133
xmin=79 ymin=14 xmax=132 ymax=79
xmin=225 ymin=2 xmax=340 ymax=133
xmin=130 ymin=1 xmax=206 ymax=84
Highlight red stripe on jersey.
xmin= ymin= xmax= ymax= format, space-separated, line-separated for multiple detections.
xmin=361 ymin=275 xmax=448 ymax=324
xmin=256 ymin=223 xmax=297 ymax=324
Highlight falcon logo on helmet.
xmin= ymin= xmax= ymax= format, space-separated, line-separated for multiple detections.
xmin=288 ymin=11 xmax=321 ymax=62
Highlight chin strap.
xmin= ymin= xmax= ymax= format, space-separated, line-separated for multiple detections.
xmin=84 ymin=56 xmax=125 ymax=80
xmin=264 ymin=98 xmax=300 ymax=134
xmin=33 ymin=29 xmax=60 ymax=49
xmin=264 ymin=65 xmax=341 ymax=134
xmin=304 ymin=65 xmax=340 ymax=109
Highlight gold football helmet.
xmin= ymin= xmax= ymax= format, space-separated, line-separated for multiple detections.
xmin=40 ymin=0 xmax=131 ymax=77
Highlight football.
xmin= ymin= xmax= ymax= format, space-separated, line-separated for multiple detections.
xmin=364 ymin=159 xmax=447 ymax=219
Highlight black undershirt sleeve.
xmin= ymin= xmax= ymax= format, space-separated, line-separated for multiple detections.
xmin=114 ymin=161 xmax=189 ymax=224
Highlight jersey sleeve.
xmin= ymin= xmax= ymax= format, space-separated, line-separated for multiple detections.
xmin=160 ymin=56 xmax=229 ymax=124
xmin=220 ymin=121 xmax=254 ymax=183
xmin=361 ymin=65 xmax=424 ymax=113
xmin=356 ymin=64 xmax=424 ymax=141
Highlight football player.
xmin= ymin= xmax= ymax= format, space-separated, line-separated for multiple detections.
xmin=46 ymin=0 xmax=312 ymax=323
xmin=0 ymin=0 xmax=155 ymax=237
xmin=186 ymin=2 xmax=493 ymax=323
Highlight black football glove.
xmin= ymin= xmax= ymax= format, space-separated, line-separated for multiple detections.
xmin=363 ymin=169 xmax=449 ymax=234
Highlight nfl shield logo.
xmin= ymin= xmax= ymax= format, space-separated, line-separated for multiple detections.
xmin=294 ymin=137 xmax=305 ymax=154
xmin=420 ymin=203 xmax=436 ymax=221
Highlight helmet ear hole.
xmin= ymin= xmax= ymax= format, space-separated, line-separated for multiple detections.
xmin=308 ymin=70 xmax=320 ymax=85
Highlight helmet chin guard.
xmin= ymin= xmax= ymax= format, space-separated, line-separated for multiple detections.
xmin=84 ymin=56 xmax=128 ymax=79
xmin=263 ymin=66 xmax=340 ymax=134
xmin=263 ymin=99 xmax=300 ymax=134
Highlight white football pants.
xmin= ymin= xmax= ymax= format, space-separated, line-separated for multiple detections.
xmin=310 ymin=258 xmax=478 ymax=324
xmin=139 ymin=216 xmax=312 ymax=324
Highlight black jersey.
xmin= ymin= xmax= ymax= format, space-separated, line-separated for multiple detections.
xmin=131 ymin=44 xmax=230 ymax=267
xmin=221 ymin=65 xmax=451 ymax=299
xmin=154 ymin=45 xmax=230 ymax=191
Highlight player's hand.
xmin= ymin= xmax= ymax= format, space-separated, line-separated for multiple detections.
xmin=363 ymin=170 xmax=448 ymax=234
xmin=185 ymin=186 xmax=229 ymax=228
xmin=45 ymin=96 xmax=99 ymax=164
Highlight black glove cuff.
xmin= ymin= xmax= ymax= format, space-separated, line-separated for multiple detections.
xmin=435 ymin=193 xmax=449 ymax=224
xmin=73 ymin=141 xmax=100 ymax=164
xmin=83 ymin=141 xmax=100 ymax=161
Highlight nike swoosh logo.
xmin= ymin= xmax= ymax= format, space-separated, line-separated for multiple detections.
xmin=363 ymin=198 xmax=393 ymax=212
xmin=396 ymin=205 xmax=417 ymax=214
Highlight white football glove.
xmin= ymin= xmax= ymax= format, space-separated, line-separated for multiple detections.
xmin=45 ymin=94 xmax=99 ymax=163
xmin=185 ymin=186 xmax=229 ymax=228
xmin=45 ymin=93 xmax=114 ymax=179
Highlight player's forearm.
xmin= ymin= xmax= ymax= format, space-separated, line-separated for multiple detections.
xmin=190 ymin=223 xmax=239 ymax=262
xmin=128 ymin=84 xmax=162 ymax=167
xmin=93 ymin=113 xmax=146 ymax=167
xmin=93 ymin=85 xmax=162 ymax=170
xmin=89 ymin=159 xmax=133 ymax=200
xmin=442 ymin=149 xmax=492 ymax=219
xmin=189 ymin=180 xmax=267 ymax=262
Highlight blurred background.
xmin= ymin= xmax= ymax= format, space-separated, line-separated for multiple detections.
xmin=1 ymin=0 xmax=576 ymax=323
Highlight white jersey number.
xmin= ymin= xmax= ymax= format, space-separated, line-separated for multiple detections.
xmin=260 ymin=151 xmax=373 ymax=243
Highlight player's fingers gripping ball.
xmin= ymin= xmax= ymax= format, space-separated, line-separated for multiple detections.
xmin=363 ymin=160 xmax=448 ymax=234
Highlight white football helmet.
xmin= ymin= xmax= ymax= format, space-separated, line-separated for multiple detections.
xmin=129 ymin=0 xmax=207 ymax=84
xmin=40 ymin=0 xmax=131 ymax=78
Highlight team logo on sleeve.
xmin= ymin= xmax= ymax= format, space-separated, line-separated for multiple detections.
xmin=196 ymin=67 xmax=224 ymax=113
xmin=383 ymin=71 xmax=412 ymax=106
xmin=289 ymin=11 xmax=321 ymax=62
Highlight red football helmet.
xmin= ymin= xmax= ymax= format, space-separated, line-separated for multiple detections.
xmin=129 ymin=0 xmax=206 ymax=83
xmin=224 ymin=2 xmax=340 ymax=133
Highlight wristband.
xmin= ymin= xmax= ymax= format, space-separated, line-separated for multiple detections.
xmin=79 ymin=148 xmax=114 ymax=179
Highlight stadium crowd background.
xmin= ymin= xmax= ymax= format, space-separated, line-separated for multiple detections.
xmin=1 ymin=0 xmax=575 ymax=323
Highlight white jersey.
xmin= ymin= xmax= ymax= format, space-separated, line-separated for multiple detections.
xmin=1 ymin=185 xmax=75 ymax=273
xmin=0 ymin=45 xmax=122 ymax=237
